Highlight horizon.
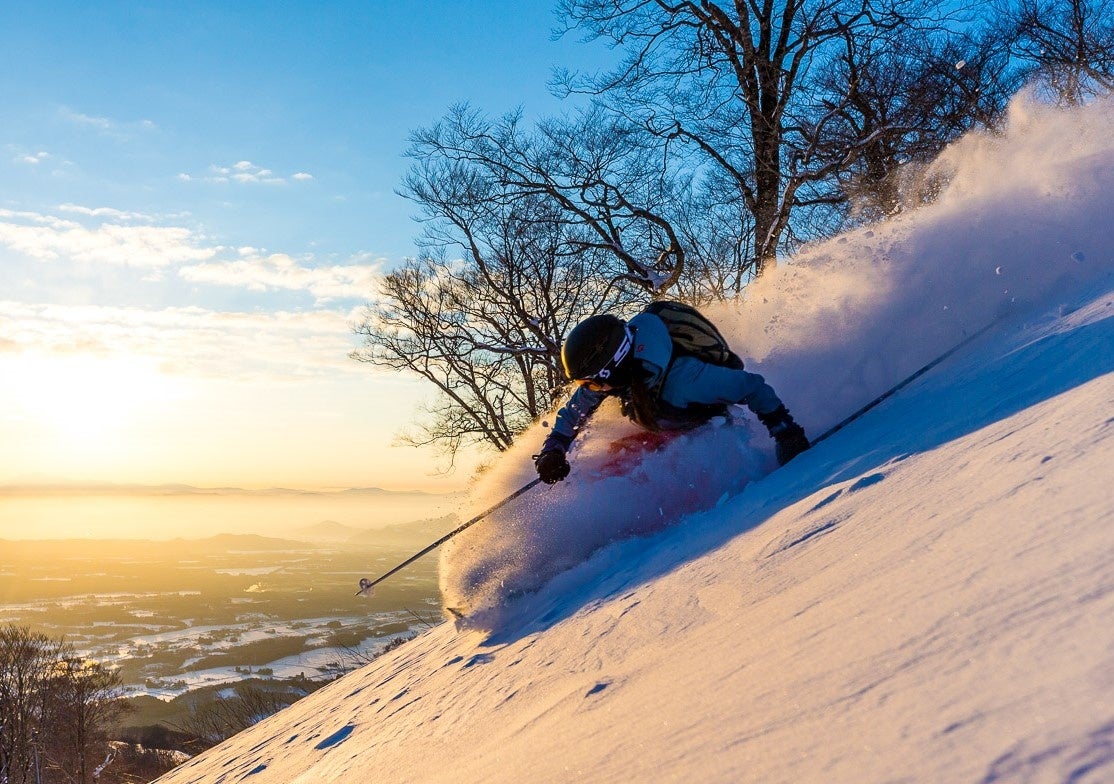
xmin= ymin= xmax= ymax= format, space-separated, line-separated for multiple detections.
xmin=0 ymin=477 xmax=461 ymax=541
xmin=0 ymin=513 xmax=453 ymax=543
xmin=0 ymin=477 xmax=462 ymax=494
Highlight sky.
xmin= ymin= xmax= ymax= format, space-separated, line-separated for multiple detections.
xmin=154 ymin=93 xmax=1113 ymax=783
xmin=0 ymin=1 xmax=611 ymax=493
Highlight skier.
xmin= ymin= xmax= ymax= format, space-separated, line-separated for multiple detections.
xmin=534 ymin=307 xmax=811 ymax=484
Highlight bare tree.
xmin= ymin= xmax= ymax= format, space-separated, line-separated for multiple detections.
xmin=407 ymin=104 xmax=692 ymax=293
xmin=1001 ymin=0 xmax=1114 ymax=104
xmin=1 ymin=627 xmax=130 ymax=784
xmin=670 ymin=168 xmax=758 ymax=299
xmin=556 ymin=0 xmax=986 ymax=276
xmin=174 ymin=684 xmax=296 ymax=747
xmin=352 ymin=3 xmax=1045 ymax=457
xmin=0 ymin=625 xmax=65 ymax=784
xmin=822 ymin=24 xmax=1019 ymax=221
xmin=353 ymin=118 xmax=647 ymax=460
xmin=42 ymin=658 xmax=128 ymax=784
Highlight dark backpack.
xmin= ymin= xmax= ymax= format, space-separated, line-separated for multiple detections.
xmin=642 ymin=300 xmax=744 ymax=370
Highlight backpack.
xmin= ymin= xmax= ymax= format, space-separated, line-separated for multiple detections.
xmin=641 ymin=300 xmax=744 ymax=370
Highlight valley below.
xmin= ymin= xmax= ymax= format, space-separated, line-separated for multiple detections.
xmin=0 ymin=520 xmax=452 ymax=729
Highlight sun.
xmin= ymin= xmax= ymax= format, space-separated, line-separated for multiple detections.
xmin=7 ymin=352 xmax=182 ymax=446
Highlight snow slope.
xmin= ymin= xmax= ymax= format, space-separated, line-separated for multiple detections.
xmin=437 ymin=91 xmax=1114 ymax=623
xmin=156 ymin=95 xmax=1114 ymax=783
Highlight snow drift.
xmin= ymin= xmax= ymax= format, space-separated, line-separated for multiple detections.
xmin=439 ymin=93 xmax=1114 ymax=621
xmin=155 ymin=93 xmax=1112 ymax=784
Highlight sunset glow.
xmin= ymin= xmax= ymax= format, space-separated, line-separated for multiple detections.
xmin=0 ymin=2 xmax=580 ymax=506
xmin=9 ymin=353 xmax=183 ymax=445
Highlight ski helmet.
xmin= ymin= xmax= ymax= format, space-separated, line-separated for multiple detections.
xmin=561 ymin=314 xmax=633 ymax=382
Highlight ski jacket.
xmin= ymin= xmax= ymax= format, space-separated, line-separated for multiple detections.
xmin=546 ymin=311 xmax=784 ymax=447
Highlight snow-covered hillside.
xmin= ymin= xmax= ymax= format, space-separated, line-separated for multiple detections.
xmin=156 ymin=95 xmax=1113 ymax=783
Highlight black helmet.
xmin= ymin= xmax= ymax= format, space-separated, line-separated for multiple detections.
xmin=562 ymin=314 xmax=633 ymax=381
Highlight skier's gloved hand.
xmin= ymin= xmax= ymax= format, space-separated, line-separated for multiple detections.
xmin=534 ymin=449 xmax=570 ymax=484
xmin=533 ymin=431 xmax=573 ymax=484
xmin=758 ymin=405 xmax=811 ymax=466
xmin=773 ymin=424 xmax=810 ymax=466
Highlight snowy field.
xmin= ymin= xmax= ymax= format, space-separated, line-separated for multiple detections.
xmin=0 ymin=536 xmax=441 ymax=700
xmin=119 ymin=610 xmax=423 ymax=700
xmin=157 ymin=95 xmax=1112 ymax=783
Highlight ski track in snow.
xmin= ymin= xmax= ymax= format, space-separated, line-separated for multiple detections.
xmin=155 ymin=93 xmax=1114 ymax=784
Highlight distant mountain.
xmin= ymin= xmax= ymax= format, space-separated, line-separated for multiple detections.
xmin=337 ymin=487 xmax=462 ymax=500
xmin=177 ymin=533 xmax=307 ymax=550
xmin=0 ymin=480 xmax=237 ymax=496
xmin=284 ymin=515 xmax=461 ymax=546
xmin=349 ymin=514 xmax=459 ymax=546
xmin=287 ymin=520 xmax=367 ymax=542
xmin=0 ymin=533 xmax=308 ymax=560
xmin=0 ymin=480 xmax=460 ymax=499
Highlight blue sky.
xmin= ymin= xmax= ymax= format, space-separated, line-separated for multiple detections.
xmin=0 ymin=1 xmax=612 ymax=492
xmin=3 ymin=0 xmax=597 ymax=262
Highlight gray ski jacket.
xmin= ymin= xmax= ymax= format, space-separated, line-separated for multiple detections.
xmin=547 ymin=311 xmax=784 ymax=446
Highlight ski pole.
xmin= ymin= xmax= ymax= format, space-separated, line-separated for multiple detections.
xmin=811 ymin=318 xmax=998 ymax=447
xmin=356 ymin=477 xmax=543 ymax=596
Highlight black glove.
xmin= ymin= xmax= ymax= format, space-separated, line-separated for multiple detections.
xmin=773 ymin=423 xmax=810 ymax=466
xmin=534 ymin=449 xmax=570 ymax=484
xmin=534 ymin=432 xmax=573 ymax=484
xmin=758 ymin=405 xmax=811 ymax=466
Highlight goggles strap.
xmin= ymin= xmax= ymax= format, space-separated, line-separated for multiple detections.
xmin=593 ymin=325 xmax=632 ymax=381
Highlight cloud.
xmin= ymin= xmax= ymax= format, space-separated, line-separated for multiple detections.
xmin=0 ymin=299 xmax=366 ymax=381
xmin=61 ymin=110 xmax=115 ymax=131
xmin=0 ymin=209 xmax=217 ymax=268
xmin=0 ymin=205 xmax=383 ymax=304
xmin=179 ymin=251 xmax=381 ymax=303
xmin=179 ymin=160 xmax=314 ymax=185
xmin=15 ymin=151 xmax=50 ymax=165
xmin=58 ymin=108 xmax=157 ymax=138
xmin=57 ymin=204 xmax=156 ymax=222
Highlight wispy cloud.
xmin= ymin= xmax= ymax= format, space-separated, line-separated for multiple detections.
xmin=57 ymin=204 xmax=157 ymax=222
xmin=0 ymin=209 xmax=217 ymax=268
xmin=0 ymin=206 xmax=380 ymax=302
xmin=14 ymin=150 xmax=50 ymax=165
xmin=58 ymin=107 xmax=157 ymax=138
xmin=61 ymin=109 xmax=115 ymax=131
xmin=0 ymin=299 xmax=366 ymax=381
xmin=179 ymin=251 xmax=380 ymax=303
xmin=178 ymin=160 xmax=314 ymax=186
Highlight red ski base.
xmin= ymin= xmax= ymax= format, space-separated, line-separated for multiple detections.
xmin=596 ymin=430 xmax=684 ymax=477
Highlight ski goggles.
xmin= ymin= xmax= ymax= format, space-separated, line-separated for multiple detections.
xmin=576 ymin=377 xmax=614 ymax=392
xmin=576 ymin=325 xmax=633 ymax=390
